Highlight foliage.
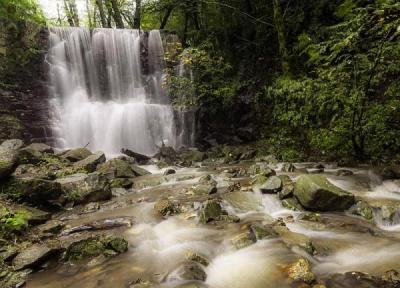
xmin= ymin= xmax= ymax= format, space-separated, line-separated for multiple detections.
xmin=0 ymin=0 xmax=45 ymax=24
xmin=262 ymin=0 xmax=400 ymax=161
xmin=165 ymin=43 xmax=242 ymax=117
xmin=0 ymin=208 xmax=28 ymax=237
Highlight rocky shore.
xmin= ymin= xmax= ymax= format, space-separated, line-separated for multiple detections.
xmin=0 ymin=140 xmax=400 ymax=287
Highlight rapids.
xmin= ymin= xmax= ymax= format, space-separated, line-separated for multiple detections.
xmin=26 ymin=164 xmax=400 ymax=288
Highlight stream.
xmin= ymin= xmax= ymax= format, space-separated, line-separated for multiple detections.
xmin=26 ymin=163 xmax=400 ymax=288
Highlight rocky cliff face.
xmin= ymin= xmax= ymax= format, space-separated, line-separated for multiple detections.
xmin=0 ymin=20 xmax=51 ymax=144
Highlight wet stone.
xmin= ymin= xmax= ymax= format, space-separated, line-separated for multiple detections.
xmin=285 ymin=258 xmax=315 ymax=284
xmin=12 ymin=244 xmax=60 ymax=270
xmin=259 ymin=176 xmax=282 ymax=194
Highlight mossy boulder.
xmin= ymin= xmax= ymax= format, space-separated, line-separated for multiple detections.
xmin=0 ymin=176 xmax=62 ymax=206
xmin=293 ymin=175 xmax=355 ymax=211
xmin=97 ymin=159 xmax=136 ymax=179
xmin=278 ymin=175 xmax=294 ymax=199
xmin=154 ymin=199 xmax=178 ymax=216
xmin=55 ymin=173 xmax=111 ymax=205
xmin=199 ymin=200 xmax=223 ymax=224
xmin=248 ymin=163 xmax=276 ymax=177
xmin=17 ymin=143 xmax=54 ymax=164
xmin=0 ymin=139 xmax=23 ymax=180
xmin=349 ymin=201 xmax=374 ymax=222
xmin=284 ymin=258 xmax=315 ymax=284
xmin=73 ymin=151 xmax=106 ymax=173
xmin=231 ymin=231 xmax=255 ymax=249
xmin=282 ymin=197 xmax=304 ymax=211
xmin=60 ymin=147 xmax=92 ymax=162
xmin=65 ymin=236 xmax=128 ymax=262
xmin=259 ymin=176 xmax=282 ymax=194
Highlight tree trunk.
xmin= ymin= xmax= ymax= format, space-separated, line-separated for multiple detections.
xmin=160 ymin=7 xmax=173 ymax=29
xmin=106 ymin=0 xmax=113 ymax=27
xmin=110 ymin=0 xmax=124 ymax=28
xmin=133 ymin=0 xmax=141 ymax=29
xmin=95 ymin=0 xmax=107 ymax=28
xmin=86 ymin=0 xmax=92 ymax=28
xmin=273 ymin=0 xmax=290 ymax=75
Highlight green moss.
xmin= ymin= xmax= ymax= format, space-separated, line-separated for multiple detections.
xmin=65 ymin=236 xmax=128 ymax=262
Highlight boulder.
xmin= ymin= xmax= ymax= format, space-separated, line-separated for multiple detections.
xmin=131 ymin=164 xmax=151 ymax=176
xmin=154 ymin=199 xmax=177 ymax=216
xmin=163 ymin=168 xmax=176 ymax=175
xmin=282 ymin=197 xmax=304 ymax=211
xmin=97 ymin=159 xmax=136 ymax=179
xmin=284 ymin=258 xmax=315 ymax=284
xmin=349 ymin=201 xmax=374 ymax=222
xmin=199 ymin=200 xmax=223 ymax=224
xmin=231 ymin=231 xmax=255 ymax=249
xmin=259 ymin=176 xmax=282 ymax=194
xmin=174 ymin=262 xmax=207 ymax=281
xmin=250 ymin=174 xmax=268 ymax=186
xmin=222 ymin=192 xmax=264 ymax=212
xmin=74 ymin=151 xmax=106 ymax=172
xmin=293 ymin=175 xmax=355 ymax=211
xmin=154 ymin=145 xmax=178 ymax=164
xmin=17 ymin=143 xmax=53 ymax=164
xmin=186 ymin=251 xmax=209 ymax=266
xmin=121 ymin=148 xmax=151 ymax=164
xmin=0 ymin=176 xmax=62 ymax=206
xmin=12 ymin=243 xmax=61 ymax=270
xmin=278 ymin=175 xmax=294 ymax=199
xmin=181 ymin=149 xmax=206 ymax=163
xmin=55 ymin=173 xmax=111 ymax=204
xmin=0 ymin=139 xmax=23 ymax=180
xmin=60 ymin=148 xmax=92 ymax=162
xmin=336 ymin=169 xmax=354 ymax=176
xmin=250 ymin=224 xmax=275 ymax=240
xmin=273 ymin=223 xmax=314 ymax=254
xmin=248 ymin=163 xmax=276 ymax=177
xmin=65 ymin=236 xmax=128 ymax=261
xmin=110 ymin=178 xmax=133 ymax=188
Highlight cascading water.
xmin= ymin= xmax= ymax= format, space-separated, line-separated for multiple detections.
xmin=47 ymin=27 xmax=193 ymax=156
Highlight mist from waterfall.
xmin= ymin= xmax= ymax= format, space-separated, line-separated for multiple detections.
xmin=47 ymin=27 xmax=194 ymax=156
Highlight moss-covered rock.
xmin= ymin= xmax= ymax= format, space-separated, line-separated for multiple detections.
xmin=259 ymin=176 xmax=282 ymax=194
xmin=199 ymin=200 xmax=223 ymax=224
xmin=231 ymin=231 xmax=255 ymax=249
xmin=65 ymin=236 xmax=128 ymax=262
xmin=97 ymin=159 xmax=136 ymax=179
xmin=0 ymin=114 xmax=25 ymax=142
xmin=349 ymin=201 xmax=374 ymax=222
xmin=248 ymin=163 xmax=276 ymax=177
xmin=284 ymin=258 xmax=315 ymax=284
xmin=293 ymin=175 xmax=355 ymax=211
xmin=0 ymin=176 xmax=62 ymax=205
xmin=17 ymin=143 xmax=53 ymax=164
xmin=278 ymin=175 xmax=294 ymax=199
xmin=60 ymin=147 xmax=92 ymax=162
xmin=154 ymin=199 xmax=177 ymax=216
xmin=0 ymin=260 xmax=28 ymax=288
xmin=55 ymin=173 xmax=111 ymax=205
xmin=282 ymin=197 xmax=304 ymax=211
xmin=110 ymin=178 xmax=133 ymax=188
xmin=0 ymin=139 xmax=23 ymax=181
xmin=74 ymin=151 xmax=106 ymax=173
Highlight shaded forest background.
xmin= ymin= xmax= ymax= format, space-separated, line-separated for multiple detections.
xmin=0 ymin=0 xmax=399 ymax=163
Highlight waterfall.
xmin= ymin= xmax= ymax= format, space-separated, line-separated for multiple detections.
xmin=47 ymin=27 xmax=193 ymax=156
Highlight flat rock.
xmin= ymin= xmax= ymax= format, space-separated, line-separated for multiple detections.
xmin=294 ymin=175 xmax=355 ymax=211
xmin=12 ymin=244 xmax=60 ymax=270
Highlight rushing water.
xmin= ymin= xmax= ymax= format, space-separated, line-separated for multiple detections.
xmin=27 ymin=164 xmax=400 ymax=288
xmin=47 ymin=27 xmax=194 ymax=156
